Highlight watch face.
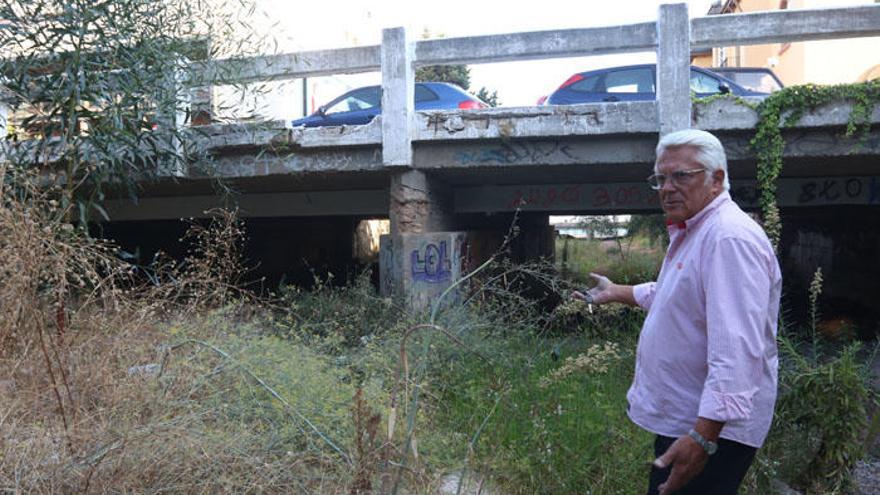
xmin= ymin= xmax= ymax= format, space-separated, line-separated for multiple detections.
xmin=707 ymin=442 xmax=718 ymax=455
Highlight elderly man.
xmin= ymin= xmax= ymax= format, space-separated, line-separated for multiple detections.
xmin=573 ymin=129 xmax=781 ymax=495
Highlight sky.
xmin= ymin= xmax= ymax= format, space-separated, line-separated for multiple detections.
xmin=235 ymin=0 xmax=719 ymax=115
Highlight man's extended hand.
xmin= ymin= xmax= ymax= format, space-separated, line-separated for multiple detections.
xmin=653 ymin=435 xmax=709 ymax=495
xmin=571 ymin=273 xmax=614 ymax=305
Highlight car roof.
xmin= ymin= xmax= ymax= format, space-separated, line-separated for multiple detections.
xmin=710 ymin=66 xmax=784 ymax=84
xmin=563 ymin=64 xmax=747 ymax=89
xmin=572 ymin=63 xmax=730 ymax=76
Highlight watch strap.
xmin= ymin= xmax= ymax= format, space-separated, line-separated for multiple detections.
xmin=688 ymin=428 xmax=718 ymax=455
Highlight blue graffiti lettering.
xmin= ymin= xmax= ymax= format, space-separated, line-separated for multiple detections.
xmin=411 ymin=241 xmax=452 ymax=283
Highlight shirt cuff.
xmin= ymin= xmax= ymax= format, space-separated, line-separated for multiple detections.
xmin=632 ymin=282 xmax=655 ymax=310
xmin=698 ymin=388 xmax=757 ymax=422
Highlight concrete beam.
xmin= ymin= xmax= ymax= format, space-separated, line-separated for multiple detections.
xmin=192 ymin=99 xmax=880 ymax=152
xmin=102 ymin=189 xmax=388 ymax=221
xmin=415 ymin=102 xmax=658 ymax=141
xmin=208 ymin=148 xmax=383 ymax=177
xmin=692 ymin=4 xmax=880 ymax=49
xmin=414 ymin=22 xmax=657 ymax=66
xmin=454 ymin=176 xmax=880 ymax=214
xmin=187 ymin=45 xmax=381 ymax=85
xmin=656 ymin=3 xmax=691 ymax=136
xmin=416 ymin=126 xmax=880 ymax=173
xmin=381 ymin=27 xmax=414 ymax=167
xmin=416 ymin=136 xmax=658 ymax=170
xmin=288 ymin=118 xmax=382 ymax=147
xmin=693 ymin=98 xmax=880 ymax=132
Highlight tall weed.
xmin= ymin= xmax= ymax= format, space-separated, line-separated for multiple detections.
xmin=745 ymin=268 xmax=876 ymax=494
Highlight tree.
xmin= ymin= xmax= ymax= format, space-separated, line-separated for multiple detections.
xmin=475 ymin=87 xmax=501 ymax=107
xmin=414 ymin=29 xmax=501 ymax=107
xmin=0 ymin=0 xmax=273 ymax=224
xmin=415 ymin=64 xmax=471 ymax=91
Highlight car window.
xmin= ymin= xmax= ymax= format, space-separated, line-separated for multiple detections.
xmin=325 ymin=88 xmax=380 ymax=114
xmin=721 ymin=72 xmax=781 ymax=93
xmin=690 ymin=71 xmax=723 ymax=93
xmin=415 ymin=85 xmax=439 ymax=102
xmin=605 ymin=68 xmax=654 ymax=93
xmin=568 ymin=74 xmax=601 ymax=93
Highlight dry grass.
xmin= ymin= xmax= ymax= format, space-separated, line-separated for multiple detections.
xmin=0 ymin=167 xmax=366 ymax=493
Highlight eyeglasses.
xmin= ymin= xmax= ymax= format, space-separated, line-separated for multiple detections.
xmin=646 ymin=168 xmax=706 ymax=190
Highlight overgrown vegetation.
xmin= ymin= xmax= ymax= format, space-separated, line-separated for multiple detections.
xmin=746 ymin=267 xmax=877 ymax=494
xmin=696 ymin=80 xmax=880 ymax=250
xmin=1 ymin=169 xmax=876 ymax=492
xmin=0 ymin=0 xmax=275 ymax=221
xmin=751 ymin=81 xmax=880 ymax=250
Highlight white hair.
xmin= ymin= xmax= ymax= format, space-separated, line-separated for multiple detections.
xmin=655 ymin=129 xmax=730 ymax=191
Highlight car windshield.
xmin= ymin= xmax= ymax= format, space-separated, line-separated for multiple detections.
xmin=605 ymin=68 xmax=654 ymax=93
xmin=715 ymin=71 xmax=782 ymax=93
xmin=690 ymin=71 xmax=723 ymax=93
xmin=325 ymin=87 xmax=381 ymax=114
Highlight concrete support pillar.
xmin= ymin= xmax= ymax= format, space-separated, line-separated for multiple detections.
xmin=389 ymin=169 xmax=455 ymax=236
xmin=657 ymin=3 xmax=691 ymax=136
xmin=380 ymin=231 xmax=469 ymax=310
xmin=157 ymin=57 xmax=190 ymax=177
xmin=382 ymin=170 xmax=460 ymax=307
xmin=0 ymin=99 xmax=8 ymax=140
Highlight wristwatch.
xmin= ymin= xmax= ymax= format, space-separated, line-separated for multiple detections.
xmin=688 ymin=428 xmax=718 ymax=456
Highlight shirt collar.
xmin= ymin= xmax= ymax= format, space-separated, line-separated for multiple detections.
xmin=666 ymin=191 xmax=731 ymax=233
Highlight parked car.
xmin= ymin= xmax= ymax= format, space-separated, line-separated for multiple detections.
xmin=291 ymin=82 xmax=486 ymax=127
xmin=709 ymin=67 xmax=784 ymax=93
xmin=544 ymin=64 xmax=769 ymax=105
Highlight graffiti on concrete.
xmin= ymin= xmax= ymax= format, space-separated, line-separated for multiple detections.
xmin=411 ymin=241 xmax=452 ymax=283
xmin=591 ymin=185 xmax=660 ymax=208
xmin=455 ymin=141 xmax=576 ymax=166
xmin=457 ymin=176 xmax=880 ymax=213
xmin=507 ymin=185 xmax=583 ymax=209
xmin=504 ymin=183 xmax=659 ymax=210
xmin=731 ymin=184 xmax=760 ymax=206
xmin=797 ymin=177 xmax=874 ymax=204
xmin=722 ymin=130 xmax=880 ymax=161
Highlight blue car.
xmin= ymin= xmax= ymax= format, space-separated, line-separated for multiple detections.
xmin=291 ymin=82 xmax=486 ymax=127
xmin=545 ymin=64 xmax=768 ymax=105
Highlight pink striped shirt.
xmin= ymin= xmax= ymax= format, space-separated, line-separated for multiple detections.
xmin=629 ymin=191 xmax=782 ymax=448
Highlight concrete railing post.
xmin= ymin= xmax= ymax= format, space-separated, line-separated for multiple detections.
xmin=657 ymin=3 xmax=691 ymax=135
xmin=0 ymin=97 xmax=8 ymax=163
xmin=0 ymin=99 xmax=8 ymax=140
xmin=157 ymin=57 xmax=190 ymax=176
xmin=381 ymin=27 xmax=414 ymax=166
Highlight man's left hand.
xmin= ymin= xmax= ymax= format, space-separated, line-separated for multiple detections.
xmin=653 ymin=435 xmax=708 ymax=495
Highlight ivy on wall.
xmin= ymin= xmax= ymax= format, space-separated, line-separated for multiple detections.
xmin=696 ymin=80 xmax=880 ymax=251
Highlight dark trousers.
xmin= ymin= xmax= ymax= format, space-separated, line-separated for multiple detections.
xmin=646 ymin=434 xmax=757 ymax=495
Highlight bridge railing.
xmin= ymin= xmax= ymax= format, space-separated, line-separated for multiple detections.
xmin=185 ymin=2 xmax=880 ymax=165
xmin=5 ymin=4 xmax=880 ymax=168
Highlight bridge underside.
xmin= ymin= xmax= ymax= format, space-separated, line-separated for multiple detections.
xmin=95 ymin=104 xmax=880 ymax=322
xmin=105 ymin=126 xmax=880 ymax=220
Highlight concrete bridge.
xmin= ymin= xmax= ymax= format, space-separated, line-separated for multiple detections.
xmin=8 ymin=3 xmax=880 ymax=312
